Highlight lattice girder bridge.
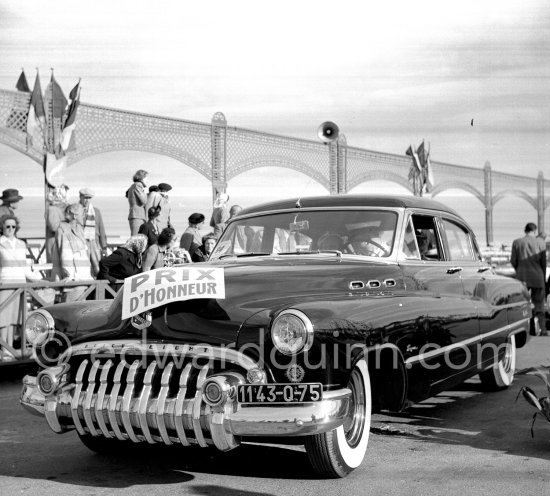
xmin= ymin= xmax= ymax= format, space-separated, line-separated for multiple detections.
xmin=0 ymin=88 xmax=548 ymax=245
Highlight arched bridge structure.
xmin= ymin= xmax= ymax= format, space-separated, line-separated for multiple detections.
xmin=1 ymin=88 xmax=548 ymax=245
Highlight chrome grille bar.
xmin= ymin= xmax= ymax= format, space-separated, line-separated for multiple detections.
xmin=71 ymin=360 xmax=88 ymax=436
xmin=156 ymin=362 xmax=174 ymax=445
xmin=120 ymin=360 xmax=140 ymax=442
xmin=174 ymin=363 xmax=192 ymax=446
xmin=95 ymin=359 xmax=114 ymax=438
xmin=192 ymin=365 xmax=210 ymax=448
xmin=108 ymin=361 xmax=128 ymax=441
xmin=82 ymin=360 xmax=101 ymax=436
xmin=138 ymin=361 xmax=157 ymax=443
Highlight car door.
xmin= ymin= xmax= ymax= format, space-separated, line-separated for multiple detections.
xmin=399 ymin=211 xmax=479 ymax=389
xmin=439 ymin=217 xmax=515 ymax=371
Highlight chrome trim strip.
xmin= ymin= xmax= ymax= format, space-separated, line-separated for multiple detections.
xmin=121 ymin=360 xmax=140 ymax=442
xmin=65 ymin=342 xmax=263 ymax=377
xmin=157 ymin=362 xmax=174 ymax=445
xmin=174 ymin=363 xmax=192 ymax=446
xmin=83 ymin=360 xmax=101 ymax=436
xmin=95 ymin=360 xmax=114 ymax=438
xmin=108 ymin=361 xmax=128 ymax=441
xmin=71 ymin=360 xmax=88 ymax=436
xmin=192 ymin=365 xmax=210 ymax=448
xmin=138 ymin=361 xmax=157 ymax=444
xmin=405 ymin=318 xmax=530 ymax=365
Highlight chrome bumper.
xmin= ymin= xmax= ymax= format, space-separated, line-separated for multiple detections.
xmin=21 ymin=374 xmax=351 ymax=451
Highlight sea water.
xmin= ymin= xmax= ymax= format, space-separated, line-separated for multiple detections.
xmin=11 ymin=193 xmax=541 ymax=249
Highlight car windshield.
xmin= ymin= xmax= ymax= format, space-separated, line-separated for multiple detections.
xmin=210 ymin=209 xmax=398 ymax=260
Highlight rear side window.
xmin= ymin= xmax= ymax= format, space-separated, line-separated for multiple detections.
xmin=441 ymin=219 xmax=476 ymax=261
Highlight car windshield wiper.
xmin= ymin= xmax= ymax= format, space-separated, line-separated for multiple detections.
xmin=218 ymin=252 xmax=271 ymax=259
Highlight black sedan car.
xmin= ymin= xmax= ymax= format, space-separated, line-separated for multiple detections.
xmin=21 ymin=195 xmax=531 ymax=478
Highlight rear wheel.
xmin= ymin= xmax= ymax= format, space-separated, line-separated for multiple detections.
xmin=479 ymin=334 xmax=516 ymax=390
xmin=305 ymin=359 xmax=371 ymax=478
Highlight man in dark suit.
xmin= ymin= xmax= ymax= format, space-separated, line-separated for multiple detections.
xmin=511 ymin=222 xmax=547 ymax=335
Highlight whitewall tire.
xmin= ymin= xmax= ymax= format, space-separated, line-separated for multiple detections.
xmin=305 ymin=359 xmax=371 ymax=478
xmin=479 ymin=334 xmax=516 ymax=390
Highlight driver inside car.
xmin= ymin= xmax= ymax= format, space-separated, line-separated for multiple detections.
xmin=348 ymin=226 xmax=390 ymax=257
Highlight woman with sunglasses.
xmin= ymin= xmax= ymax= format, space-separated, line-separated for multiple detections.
xmin=0 ymin=214 xmax=40 ymax=361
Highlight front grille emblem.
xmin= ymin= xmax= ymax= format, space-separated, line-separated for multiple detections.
xmin=131 ymin=312 xmax=152 ymax=330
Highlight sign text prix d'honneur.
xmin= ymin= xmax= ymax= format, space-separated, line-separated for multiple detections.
xmin=122 ymin=267 xmax=225 ymax=319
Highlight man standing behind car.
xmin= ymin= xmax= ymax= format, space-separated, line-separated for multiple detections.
xmin=511 ymin=222 xmax=547 ymax=335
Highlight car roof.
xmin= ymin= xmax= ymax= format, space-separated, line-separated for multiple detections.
xmin=238 ymin=195 xmax=460 ymax=217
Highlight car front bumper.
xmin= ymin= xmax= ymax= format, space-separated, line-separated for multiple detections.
xmin=21 ymin=374 xmax=351 ymax=451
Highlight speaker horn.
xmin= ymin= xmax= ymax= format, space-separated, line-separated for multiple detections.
xmin=317 ymin=121 xmax=340 ymax=143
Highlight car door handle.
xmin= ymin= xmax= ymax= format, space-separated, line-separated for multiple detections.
xmin=477 ymin=267 xmax=491 ymax=273
xmin=446 ymin=267 xmax=463 ymax=274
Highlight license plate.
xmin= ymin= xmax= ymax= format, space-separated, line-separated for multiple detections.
xmin=237 ymin=383 xmax=323 ymax=404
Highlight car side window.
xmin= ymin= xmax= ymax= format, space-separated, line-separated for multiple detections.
xmin=401 ymin=218 xmax=421 ymax=259
xmin=441 ymin=219 xmax=476 ymax=261
xmin=410 ymin=214 xmax=442 ymax=261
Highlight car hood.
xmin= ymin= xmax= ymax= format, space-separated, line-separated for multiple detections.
xmin=55 ymin=256 xmax=405 ymax=345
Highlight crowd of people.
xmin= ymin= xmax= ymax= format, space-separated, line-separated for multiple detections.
xmin=0 ymin=170 xmax=242 ymax=360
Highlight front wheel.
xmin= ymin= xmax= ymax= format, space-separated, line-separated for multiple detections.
xmin=305 ymin=359 xmax=371 ymax=478
xmin=479 ymin=334 xmax=516 ymax=390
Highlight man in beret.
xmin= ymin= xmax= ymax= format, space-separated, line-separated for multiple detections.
xmin=79 ymin=188 xmax=108 ymax=277
xmin=0 ymin=188 xmax=23 ymax=217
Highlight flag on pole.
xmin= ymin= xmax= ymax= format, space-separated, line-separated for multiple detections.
xmin=26 ymin=72 xmax=46 ymax=151
xmin=16 ymin=70 xmax=30 ymax=92
xmin=406 ymin=144 xmax=422 ymax=196
xmin=425 ymin=144 xmax=434 ymax=192
xmin=59 ymin=80 xmax=80 ymax=153
xmin=45 ymin=152 xmax=68 ymax=187
xmin=44 ymin=73 xmax=67 ymax=154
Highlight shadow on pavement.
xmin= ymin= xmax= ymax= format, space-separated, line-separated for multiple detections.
xmin=372 ymin=372 xmax=550 ymax=461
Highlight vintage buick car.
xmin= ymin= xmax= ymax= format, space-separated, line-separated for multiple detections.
xmin=21 ymin=195 xmax=531 ymax=478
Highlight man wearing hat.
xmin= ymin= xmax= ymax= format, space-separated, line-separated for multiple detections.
xmin=146 ymin=182 xmax=172 ymax=229
xmin=0 ymin=188 xmax=23 ymax=217
xmin=79 ymin=188 xmax=108 ymax=277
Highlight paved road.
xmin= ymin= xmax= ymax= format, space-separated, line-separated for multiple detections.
xmin=1 ymin=338 xmax=549 ymax=496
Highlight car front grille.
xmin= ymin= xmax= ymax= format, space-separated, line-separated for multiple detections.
xmin=46 ymin=343 xmax=259 ymax=450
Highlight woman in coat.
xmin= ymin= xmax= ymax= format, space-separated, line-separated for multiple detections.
xmin=0 ymin=214 xmax=40 ymax=360
xmin=126 ymin=169 xmax=148 ymax=235
xmin=53 ymin=203 xmax=92 ymax=302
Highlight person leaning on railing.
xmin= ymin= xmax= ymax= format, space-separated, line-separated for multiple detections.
xmin=97 ymin=234 xmax=148 ymax=291
xmin=0 ymin=214 xmax=41 ymax=361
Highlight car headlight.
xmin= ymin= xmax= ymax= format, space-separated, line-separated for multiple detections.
xmin=25 ymin=310 xmax=55 ymax=345
xmin=271 ymin=309 xmax=314 ymax=355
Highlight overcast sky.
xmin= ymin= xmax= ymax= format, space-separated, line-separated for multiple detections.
xmin=0 ymin=0 xmax=549 ymax=197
